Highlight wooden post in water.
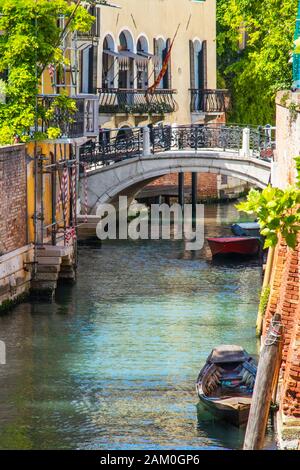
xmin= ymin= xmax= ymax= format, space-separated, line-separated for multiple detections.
xmin=256 ymin=247 xmax=275 ymax=337
xmin=243 ymin=313 xmax=283 ymax=450
xmin=178 ymin=173 xmax=184 ymax=208
xmin=191 ymin=172 xmax=197 ymax=225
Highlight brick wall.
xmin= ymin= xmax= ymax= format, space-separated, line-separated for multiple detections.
xmin=263 ymin=238 xmax=300 ymax=425
xmin=262 ymin=92 xmax=300 ymax=447
xmin=0 ymin=145 xmax=27 ymax=255
xmin=144 ymin=173 xmax=218 ymax=199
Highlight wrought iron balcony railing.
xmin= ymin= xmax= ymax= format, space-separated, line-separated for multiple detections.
xmin=98 ymin=88 xmax=177 ymax=115
xmin=38 ymin=94 xmax=99 ymax=139
xmin=190 ymin=89 xmax=231 ymax=113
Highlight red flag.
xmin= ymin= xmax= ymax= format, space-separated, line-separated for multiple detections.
xmin=147 ymin=25 xmax=180 ymax=94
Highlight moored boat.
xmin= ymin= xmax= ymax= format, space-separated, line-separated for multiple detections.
xmin=196 ymin=345 xmax=257 ymax=426
xmin=231 ymin=222 xmax=261 ymax=237
xmin=207 ymin=236 xmax=261 ymax=257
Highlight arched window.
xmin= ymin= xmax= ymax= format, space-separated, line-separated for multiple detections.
xmin=137 ymin=36 xmax=149 ymax=89
xmin=190 ymin=39 xmax=207 ymax=91
xmin=119 ymin=32 xmax=128 ymax=51
xmin=190 ymin=39 xmax=207 ymax=111
xmin=155 ymin=38 xmax=166 ymax=89
xmin=116 ymin=125 xmax=133 ymax=142
xmin=118 ymin=31 xmax=134 ymax=89
xmin=102 ymin=35 xmax=115 ymax=89
xmin=154 ymin=37 xmax=171 ymax=89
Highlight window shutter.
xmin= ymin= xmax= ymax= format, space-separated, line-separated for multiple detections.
xmin=189 ymin=40 xmax=195 ymax=89
xmin=198 ymin=40 xmax=207 ymax=90
xmin=201 ymin=40 xmax=207 ymax=89
xmin=153 ymin=38 xmax=158 ymax=80
xmin=88 ymin=45 xmax=98 ymax=94
xmin=166 ymin=38 xmax=172 ymax=89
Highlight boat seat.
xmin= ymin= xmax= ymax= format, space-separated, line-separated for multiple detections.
xmin=220 ymin=374 xmax=243 ymax=381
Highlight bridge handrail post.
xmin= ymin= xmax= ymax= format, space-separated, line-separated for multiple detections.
xmin=240 ymin=127 xmax=250 ymax=157
xmin=143 ymin=126 xmax=151 ymax=157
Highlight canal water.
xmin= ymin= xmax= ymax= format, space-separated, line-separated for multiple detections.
xmin=0 ymin=202 xmax=275 ymax=450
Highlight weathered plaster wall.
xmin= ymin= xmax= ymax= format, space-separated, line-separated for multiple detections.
xmin=273 ymin=91 xmax=300 ymax=188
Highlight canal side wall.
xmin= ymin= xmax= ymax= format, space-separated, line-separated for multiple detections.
xmin=0 ymin=145 xmax=34 ymax=310
xmin=262 ymin=91 xmax=300 ymax=449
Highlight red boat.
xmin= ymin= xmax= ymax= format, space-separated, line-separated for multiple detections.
xmin=207 ymin=237 xmax=261 ymax=257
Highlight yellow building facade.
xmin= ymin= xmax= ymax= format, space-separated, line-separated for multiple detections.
xmin=94 ymin=0 xmax=227 ymax=133
xmin=26 ymin=0 xmax=228 ymax=246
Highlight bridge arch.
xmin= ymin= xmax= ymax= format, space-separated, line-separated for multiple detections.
xmin=82 ymin=151 xmax=271 ymax=213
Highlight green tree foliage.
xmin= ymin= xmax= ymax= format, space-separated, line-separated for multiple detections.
xmin=295 ymin=156 xmax=300 ymax=188
xmin=237 ymin=185 xmax=300 ymax=249
xmin=0 ymin=0 xmax=95 ymax=145
xmin=217 ymin=0 xmax=298 ymax=125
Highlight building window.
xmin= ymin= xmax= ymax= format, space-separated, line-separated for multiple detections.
xmin=154 ymin=37 xmax=172 ymax=89
xmin=221 ymin=175 xmax=228 ymax=185
xmin=137 ymin=37 xmax=149 ymax=89
xmin=118 ymin=30 xmax=134 ymax=89
xmin=102 ymin=35 xmax=116 ymax=89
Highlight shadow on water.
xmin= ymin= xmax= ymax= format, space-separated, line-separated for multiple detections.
xmin=0 ymin=202 xmax=276 ymax=450
xmin=196 ymin=402 xmax=246 ymax=449
xmin=196 ymin=402 xmax=276 ymax=450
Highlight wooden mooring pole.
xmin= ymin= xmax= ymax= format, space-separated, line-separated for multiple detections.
xmin=243 ymin=313 xmax=283 ymax=450
xmin=178 ymin=173 xmax=185 ymax=208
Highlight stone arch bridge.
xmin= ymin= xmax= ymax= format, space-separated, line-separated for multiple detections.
xmin=79 ymin=125 xmax=274 ymax=213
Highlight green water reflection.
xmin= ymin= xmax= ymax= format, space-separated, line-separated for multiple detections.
xmin=0 ymin=203 xmax=275 ymax=449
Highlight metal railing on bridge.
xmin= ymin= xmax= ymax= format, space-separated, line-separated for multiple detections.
xmin=79 ymin=124 xmax=275 ymax=169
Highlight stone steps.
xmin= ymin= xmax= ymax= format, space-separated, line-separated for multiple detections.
xmin=31 ymin=244 xmax=76 ymax=299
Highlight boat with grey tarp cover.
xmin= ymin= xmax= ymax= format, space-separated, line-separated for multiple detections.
xmin=196 ymin=345 xmax=257 ymax=426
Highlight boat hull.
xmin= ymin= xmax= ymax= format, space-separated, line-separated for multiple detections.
xmin=196 ymin=345 xmax=257 ymax=428
xmin=198 ymin=394 xmax=251 ymax=427
xmin=207 ymin=237 xmax=261 ymax=257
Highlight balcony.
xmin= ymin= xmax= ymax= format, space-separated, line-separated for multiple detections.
xmin=98 ymin=88 xmax=177 ymax=115
xmin=190 ymin=89 xmax=231 ymax=114
xmin=38 ymin=94 xmax=99 ymax=139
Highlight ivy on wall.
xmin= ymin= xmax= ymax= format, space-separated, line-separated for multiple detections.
xmin=237 ymin=185 xmax=300 ymax=249
xmin=0 ymin=0 xmax=95 ymax=145
xmin=217 ymin=0 xmax=298 ymax=125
